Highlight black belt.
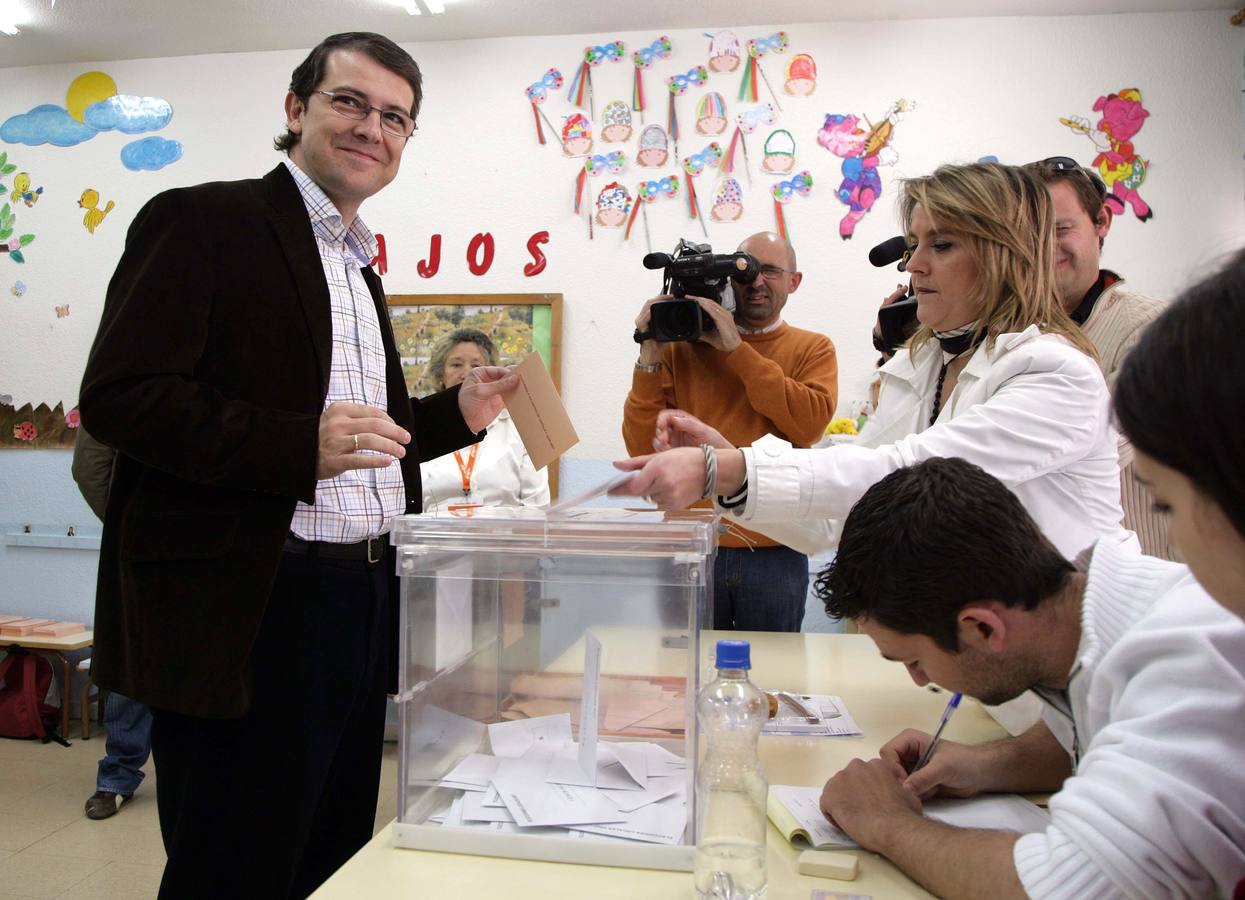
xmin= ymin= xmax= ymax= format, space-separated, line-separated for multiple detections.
xmin=284 ymin=533 xmax=387 ymax=564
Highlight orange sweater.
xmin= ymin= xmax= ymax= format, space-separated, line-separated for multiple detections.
xmin=622 ymin=323 xmax=838 ymax=548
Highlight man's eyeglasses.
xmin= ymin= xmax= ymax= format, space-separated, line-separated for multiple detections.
xmin=315 ymin=90 xmax=416 ymax=139
xmin=757 ymin=264 xmax=794 ymax=280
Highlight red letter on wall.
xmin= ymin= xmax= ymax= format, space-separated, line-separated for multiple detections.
xmin=417 ymin=234 xmax=441 ymax=278
xmin=466 ymin=232 xmax=495 ymax=276
xmin=523 ymin=230 xmax=550 ymax=277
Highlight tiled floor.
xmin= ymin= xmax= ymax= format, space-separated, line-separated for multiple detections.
xmin=0 ymin=733 xmax=399 ymax=900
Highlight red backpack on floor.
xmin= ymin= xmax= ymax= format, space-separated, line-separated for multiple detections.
xmin=0 ymin=649 xmax=66 ymax=745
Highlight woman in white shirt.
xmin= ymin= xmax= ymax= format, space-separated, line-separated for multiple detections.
xmin=614 ymin=162 xmax=1134 ymax=561
xmin=420 ymin=328 xmax=549 ymax=512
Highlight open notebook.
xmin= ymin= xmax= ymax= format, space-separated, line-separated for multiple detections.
xmin=768 ymin=784 xmax=1050 ymax=850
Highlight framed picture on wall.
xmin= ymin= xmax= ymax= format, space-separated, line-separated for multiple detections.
xmin=385 ymin=292 xmax=564 ymax=497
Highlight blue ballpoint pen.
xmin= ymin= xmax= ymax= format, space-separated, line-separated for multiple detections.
xmin=912 ymin=692 xmax=962 ymax=772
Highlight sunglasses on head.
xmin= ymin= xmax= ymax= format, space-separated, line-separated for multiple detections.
xmin=1037 ymin=155 xmax=1082 ymax=172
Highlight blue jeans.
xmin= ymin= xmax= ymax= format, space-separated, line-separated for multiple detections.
xmin=96 ymin=692 xmax=152 ymax=796
xmin=713 ymin=545 xmax=809 ymax=632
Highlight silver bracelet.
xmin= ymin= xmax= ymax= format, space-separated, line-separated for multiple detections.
xmin=634 ymin=358 xmax=662 ymax=373
xmin=700 ymin=443 xmax=717 ymax=501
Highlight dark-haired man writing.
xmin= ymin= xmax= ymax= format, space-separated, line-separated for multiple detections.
xmin=815 ymin=457 xmax=1245 ymax=900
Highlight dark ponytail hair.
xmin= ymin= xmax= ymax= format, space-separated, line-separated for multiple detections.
xmin=1114 ymin=248 xmax=1245 ymax=541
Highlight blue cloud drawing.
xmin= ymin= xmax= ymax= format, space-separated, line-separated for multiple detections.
xmin=84 ymin=95 xmax=173 ymax=134
xmin=1 ymin=104 xmax=98 ymax=147
xmin=120 ymin=136 xmax=183 ymax=171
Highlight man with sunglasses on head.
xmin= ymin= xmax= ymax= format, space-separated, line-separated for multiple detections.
xmin=79 ymin=33 xmax=515 ymax=899
xmin=1025 ymin=156 xmax=1169 ymax=558
xmin=623 ymin=232 xmax=839 ymax=633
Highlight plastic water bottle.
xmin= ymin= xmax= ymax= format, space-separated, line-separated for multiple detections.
xmin=693 ymin=639 xmax=768 ymax=899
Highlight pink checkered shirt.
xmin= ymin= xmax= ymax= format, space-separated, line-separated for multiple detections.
xmin=283 ymin=158 xmax=404 ymax=543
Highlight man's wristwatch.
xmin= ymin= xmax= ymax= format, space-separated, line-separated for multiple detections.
xmin=634 ymin=358 xmax=662 ymax=373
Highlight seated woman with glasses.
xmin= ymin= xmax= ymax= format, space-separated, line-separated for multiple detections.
xmin=615 ymin=162 xmax=1135 ymax=566
xmin=420 ymin=328 xmax=548 ymax=512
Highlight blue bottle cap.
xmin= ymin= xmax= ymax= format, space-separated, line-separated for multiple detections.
xmin=715 ymin=639 xmax=751 ymax=669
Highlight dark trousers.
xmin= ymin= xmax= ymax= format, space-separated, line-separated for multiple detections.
xmin=150 ymin=546 xmax=391 ymax=900
xmin=713 ymin=544 xmax=809 ymax=632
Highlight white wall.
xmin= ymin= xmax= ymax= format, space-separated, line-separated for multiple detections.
xmin=1 ymin=10 xmax=1242 ymax=625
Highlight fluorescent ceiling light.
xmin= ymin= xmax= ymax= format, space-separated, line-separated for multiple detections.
xmin=400 ymin=0 xmax=421 ymax=13
xmin=424 ymin=0 xmax=445 ymax=12
xmin=0 ymin=22 xmax=20 ymax=34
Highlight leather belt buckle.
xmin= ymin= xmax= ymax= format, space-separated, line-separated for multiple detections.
xmin=367 ymin=535 xmax=384 ymax=565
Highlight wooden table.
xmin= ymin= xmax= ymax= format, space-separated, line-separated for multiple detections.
xmin=2 ymin=630 xmax=93 ymax=738
xmin=313 ymin=632 xmax=1010 ymax=899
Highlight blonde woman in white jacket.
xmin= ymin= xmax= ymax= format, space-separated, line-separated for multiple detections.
xmin=614 ymin=162 xmax=1135 ymax=561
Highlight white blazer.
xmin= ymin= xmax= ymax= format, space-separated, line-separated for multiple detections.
xmin=725 ymin=326 xmax=1136 ymax=558
xmin=421 ymin=410 xmax=549 ymax=511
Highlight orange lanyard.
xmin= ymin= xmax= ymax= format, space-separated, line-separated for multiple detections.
xmin=453 ymin=443 xmax=480 ymax=498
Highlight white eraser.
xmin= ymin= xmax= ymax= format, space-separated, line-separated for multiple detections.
xmin=797 ymin=849 xmax=859 ymax=880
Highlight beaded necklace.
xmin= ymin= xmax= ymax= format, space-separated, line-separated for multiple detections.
xmin=929 ymin=323 xmax=985 ymax=427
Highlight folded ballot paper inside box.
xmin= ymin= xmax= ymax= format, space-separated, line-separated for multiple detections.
xmin=391 ymin=506 xmax=716 ymax=870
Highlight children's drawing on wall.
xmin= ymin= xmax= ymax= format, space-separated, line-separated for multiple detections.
xmin=682 ymin=142 xmax=722 ymax=237
xmin=0 ymin=151 xmax=36 ymax=263
xmin=1 ymin=70 xmax=182 ymax=171
xmin=595 ymin=182 xmax=632 ymax=228
xmin=1060 ymin=87 xmax=1152 ymax=222
xmin=762 ymin=129 xmax=796 ymax=174
xmin=11 ymin=173 xmax=42 ymax=206
xmin=121 ymin=136 xmax=183 ymax=171
xmin=567 ymin=40 xmax=625 ymax=122
xmin=525 ymin=68 xmax=563 ymax=147
xmin=771 ymin=170 xmax=812 ymax=238
xmin=817 ymin=98 xmax=915 ymax=240
xmin=561 ymin=113 xmax=593 ymax=157
xmin=784 ymin=54 xmax=817 ymax=96
xmin=695 ymin=92 xmax=728 ymax=135
xmin=631 ymin=37 xmax=671 ymax=124
xmin=624 ymin=175 xmax=679 ymax=252
xmin=78 ymin=188 xmax=114 ymax=234
xmin=637 ymin=124 xmax=669 ymax=167
xmin=11 ymin=280 xmax=25 ymax=297
xmin=707 ymin=31 xmax=741 ymax=73
xmin=55 ymin=304 xmax=69 ymax=318
xmin=740 ymin=32 xmax=787 ymax=109
xmin=711 ymin=177 xmax=744 ymax=222
xmin=0 ymin=400 xmax=80 ymax=449
xmin=601 ymin=101 xmax=633 ymax=143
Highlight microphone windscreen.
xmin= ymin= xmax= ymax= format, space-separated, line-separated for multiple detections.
xmin=868 ymin=235 xmax=908 ymax=268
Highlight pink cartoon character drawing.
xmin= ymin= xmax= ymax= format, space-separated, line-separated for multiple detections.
xmin=1061 ymin=87 xmax=1152 ymax=222
xmin=562 ymin=113 xmax=593 ymax=157
xmin=817 ymin=99 xmax=914 ymax=240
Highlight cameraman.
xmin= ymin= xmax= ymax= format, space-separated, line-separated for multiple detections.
xmin=622 ymin=232 xmax=839 ymax=632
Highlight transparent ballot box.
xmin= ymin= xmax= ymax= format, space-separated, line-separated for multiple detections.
xmin=391 ymin=506 xmax=716 ymax=870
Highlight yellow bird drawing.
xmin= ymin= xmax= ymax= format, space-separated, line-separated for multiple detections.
xmin=79 ymin=189 xmax=115 ymax=234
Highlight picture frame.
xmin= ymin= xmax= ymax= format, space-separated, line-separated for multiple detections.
xmin=385 ymin=292 xmax=564 ymax=498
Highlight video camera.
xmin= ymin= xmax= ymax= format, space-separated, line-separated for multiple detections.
xmin=869 ymin=235 xmax=920 ymax=355
xmin=634 ymin=240 xmax=761 ymax=344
